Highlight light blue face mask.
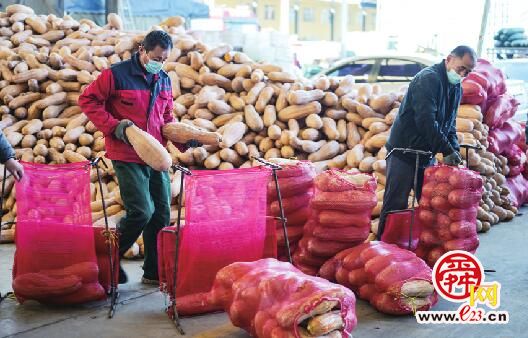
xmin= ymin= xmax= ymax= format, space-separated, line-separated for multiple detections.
xmin=447 ymin=69 xmax=462 ymax=85
xmin=145 ymin=59 xmax=163 ymax=74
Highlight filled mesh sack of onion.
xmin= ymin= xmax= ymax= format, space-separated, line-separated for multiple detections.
xmin=209 ymin=258 xmax=357 ymax=338
xmin=292 ymin=170 xmax=377 ymax=275
xmin=415 ymin=165 xmax=483 ymax=267
xmin=320 ymin=241 xmax=438 ymax=315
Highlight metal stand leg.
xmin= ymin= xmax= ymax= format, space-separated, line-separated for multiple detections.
xmin=409 ymin=154 xmax=419 ymax=250
xmin=91 ymin=158 xmax=118 ymax=318
xmin=1 ymin=165 xmax=10 ymax=303
xmin=170 ymin=165 xmax=191 ymax=335
xmin=252 ymin=157 xmax=291 ymax=263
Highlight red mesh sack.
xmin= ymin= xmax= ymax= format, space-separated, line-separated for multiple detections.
xmin=466 ymin=71 xmax=490 ymax=92
xmin=487 ymin=120 xmax=524 ymax=155
xmin=483 ymin=94 xmax=519 ymax=129
xmin=461 ymin=79 xmax=487 ymax=107
xmin=319 ymin=241 xmax=438 ymax=315
xmin=474 ymin=58 xmax=506 ymax=99
xmin=209 ymin=258 xmax=357 ymax=337
xmin=505 ymin=174 xmax=528 ymax=207
xmin=266 ymin=160 xmax=316 ymax=261
xmin=158 ymin=167 xmax=274 ymax=316
xmin=503 ymin=144 xmax=526 ymax=178
xmin=381 ymin=209 xmax=422 ymax=251
xmin=504 ymin=144 xmax=526 ymax=167
xmin=509 ymin=164 xmax=523 ymax=177
xmin=415 ymin=165 xmax=482 ymax=267
xmin=12 ymin=162 xmax=105 ymax=304
xmin=293 ymin=170 xmax=376 ymax=274
xmin=518 ymin=121 xmax=527 ymax=152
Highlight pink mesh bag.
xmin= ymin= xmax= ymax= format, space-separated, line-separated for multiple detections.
xmin=158 ymin=167 xmax=274 ymax=316
xmin=12 ymin=162 xmax=105 ymax=304
xmin=414 ymin=165 xmax=483 ymax=267
xmin=320 ymin=241 xmax=438 ymax=315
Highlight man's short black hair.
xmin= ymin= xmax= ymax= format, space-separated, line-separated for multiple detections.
xmin=142 ymin=30 xmax=173 ymax=51
xmin=450 ymin=45 xmax=477 ymax=61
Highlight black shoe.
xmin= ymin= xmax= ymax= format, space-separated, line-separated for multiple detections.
xmin=118 ymin=264 xmax=128 ymax=284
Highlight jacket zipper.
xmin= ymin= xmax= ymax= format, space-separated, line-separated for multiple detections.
xmin=146 ymin=76 xmax=160 ymax=132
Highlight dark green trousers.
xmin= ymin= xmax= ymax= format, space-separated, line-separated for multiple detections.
xmin=112 ymin=160 xmax=171 ymax=279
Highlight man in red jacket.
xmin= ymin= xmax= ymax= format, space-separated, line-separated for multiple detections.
xmin=79 ymin=31 xmax=196 ymax=284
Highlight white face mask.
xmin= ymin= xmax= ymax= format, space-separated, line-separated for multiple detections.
xmin=447 ymin=69 xmax=462 ymax=85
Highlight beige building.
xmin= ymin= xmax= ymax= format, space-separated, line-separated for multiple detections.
xmin=213 ymin=0 xmax=377 ymax=41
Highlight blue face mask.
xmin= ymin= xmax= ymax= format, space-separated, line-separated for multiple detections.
xmin=447 ymin=69 xmax=462 ymax=85
xmin=145 ymin=58 xmax=163 ymax=74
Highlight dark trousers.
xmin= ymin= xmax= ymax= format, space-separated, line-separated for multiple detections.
xmin=113 ymin=160 xmax=171 ymax=279
xmin=377 ymin=154 xmax=428 ymax=239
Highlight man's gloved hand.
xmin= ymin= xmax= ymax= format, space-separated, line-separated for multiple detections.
xmin=444 ymin=151 xmax=462 ymax=166
xmin=114 ymin=119 xmax=134 ymax=145
xmin=185 ymin=139 xmax=202 ymax=148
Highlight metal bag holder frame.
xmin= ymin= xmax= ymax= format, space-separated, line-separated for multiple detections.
xmin=165 ymin=158 xmax=290 ymax=334
xmin=380 ymin=145 xmax=482 ymax=251
xmin=1 ymin=159 xmax=120 ymax=312
xmin=379 ymin=148 xmax=433 ymax=250
xmin=252 ymin=157 xmax=292 ymax=263
xmin=90 ymin=157 xmax=119 ymax=318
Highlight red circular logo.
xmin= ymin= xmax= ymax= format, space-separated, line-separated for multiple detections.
xmin=432 ymin=250 xmax=484 ymax=302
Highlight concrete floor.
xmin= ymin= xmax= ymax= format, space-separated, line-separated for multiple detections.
xmin=1 ymin=209 xmax=527 ymax=338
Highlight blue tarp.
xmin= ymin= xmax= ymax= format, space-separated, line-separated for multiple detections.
xmin=64 ymin=0 xmax=209 ymax=18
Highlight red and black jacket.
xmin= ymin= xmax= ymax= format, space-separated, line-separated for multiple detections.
xmin=78 ymin=52 xmax=184 ymax=165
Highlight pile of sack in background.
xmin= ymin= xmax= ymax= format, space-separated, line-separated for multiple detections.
xmin=459 ymin=59 xmax=522 ymax=232
xmin=494 ymin=28 xmax=528 ymax=48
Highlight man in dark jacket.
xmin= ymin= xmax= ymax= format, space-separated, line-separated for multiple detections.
xmin=79 ymin=31 xmax=197 ymax=284
xmin=377 ymin=46 xmax=477 ymax=239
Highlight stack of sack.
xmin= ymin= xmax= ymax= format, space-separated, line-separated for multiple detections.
xmin=494 ymin=28 xmax=528 ymax=48
xmin=266 ymin=159 xmax=316 ymax=261
xmin=293 ymin=169 xmax=377 ymax=275
xmin=415 ymin=165 xmax=483 ymax=267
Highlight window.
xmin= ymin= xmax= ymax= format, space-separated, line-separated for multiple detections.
xmin=264 ymin=5 xmax=275 ymax=20
xmin=328 ymin=59 xmax=376 ymax=82
xmin=377 ymin=58 xmax=425 ymax=82
xmin=303 ymin=8 xmax=315 ymax=22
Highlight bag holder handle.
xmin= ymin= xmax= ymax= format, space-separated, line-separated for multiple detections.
xmin=252 ymin=157 xmax=292 ymax=263
xmin=165 ymin=164 xmax=191 ymax=335
xmin=381 ymin=148 xmax=433 ymax=250
xmin=460 ymin=144 xmax=481 ymax=169
xmin=90 ymin=157 xmax=119 ymax=319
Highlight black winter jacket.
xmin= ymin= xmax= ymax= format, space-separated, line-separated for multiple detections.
xmin=386 ymin=60 xmax=461 ymax=166
xmin=0 ymin=132 xmax=15 ymax=163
